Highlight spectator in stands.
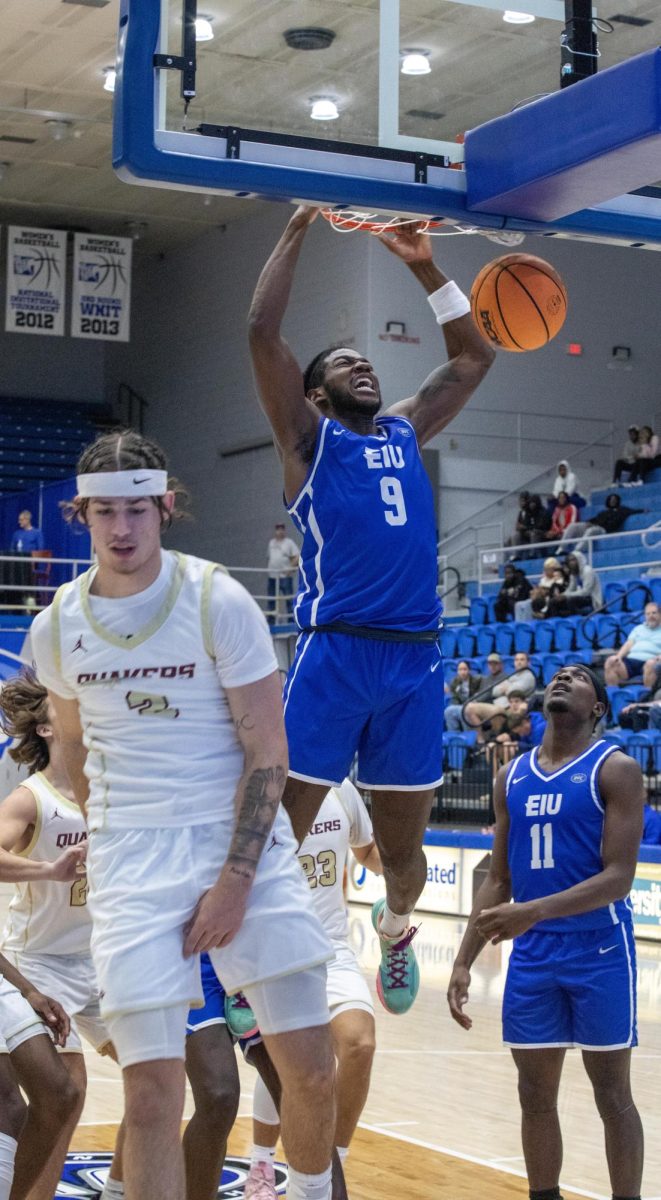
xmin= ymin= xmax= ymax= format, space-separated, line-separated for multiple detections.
xmin=507 ymin=708 xmax=546 ymax=752
xmin=444 ymin=660 xmax=485 ymax=731
xmin=552 ymin=459 xmax=579 ymax=500
xmin=515 ymin=556 xmax=566 ymax=621
xmin=494 ymin=563 xmax=531 ymax=622
xmin=546 ymin=550 xmax=602 ymax=616
xmin=613 ymin=425 xmax=639 ymax=484
xmin=464 ymin=651 xmax=537 ymax=741
xmin=510 ymin=491 xmax=531 ymax=548
xmin=546 ymin=491 xmax=578 ymax=542
xmin=514 ymin=494 xmax=552 ymax=557
xmin=266 ymin=521 xmax=299 ymax=624
xmin=627 ymin=424 xmax=660 ymax=484
xmin=604 ymin=601 xmax=661 ymax=687
xmin=561 ymin=492 xmax=647 ymax=550
xmin=10 ymin=510 xmax=44 ymax=555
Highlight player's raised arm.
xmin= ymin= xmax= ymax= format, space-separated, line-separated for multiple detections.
xmin=377 ymin=226 xmax=495 ymax=446
xmin=447 ymin=766 xmax=512 ymax=1029
xmin=248 ymin=206 xmax=322 ymax=495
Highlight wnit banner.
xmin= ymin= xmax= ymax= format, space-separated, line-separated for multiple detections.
xmin=71 ymin=232 xmax=132 ymax=342
xmin=5 ymin=226 xmax=66 ymax=336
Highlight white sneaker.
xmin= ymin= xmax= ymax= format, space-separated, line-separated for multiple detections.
xmin=245 ymin=1162 xmax=277 ymax=1199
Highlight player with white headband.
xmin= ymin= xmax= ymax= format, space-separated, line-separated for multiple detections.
xmin=30 ymin=430 xmax=337 ymax=1200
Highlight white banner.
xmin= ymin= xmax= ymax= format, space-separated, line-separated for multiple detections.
xmin=71 ymin=233 xmax=132 ymax=342
xmin=5 ymin=226 xmax=66 ymax=336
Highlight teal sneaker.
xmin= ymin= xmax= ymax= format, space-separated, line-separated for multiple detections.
xmin=224 ymin=991 xmax=259 ymax=1039
xmin=371 ymin=899 xmax=420 ymax=1015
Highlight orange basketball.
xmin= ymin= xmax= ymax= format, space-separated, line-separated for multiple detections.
xmin=470 ymin=253 xmax=568 ymax=352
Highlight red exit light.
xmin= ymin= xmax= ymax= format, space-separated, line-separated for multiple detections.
xmin=567 ymin=343 xmax=583 ymax=356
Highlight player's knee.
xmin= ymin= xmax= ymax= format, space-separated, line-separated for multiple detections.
xmin=591 ymin=1080 xmax=633 ymax=1122
xmin=517 ymin=1074 xmax=556 ymax=1114
xmin=124 ymin=1074 xmax=180 ymax=1131
xmin=337 ymin=1027 xmax=376 ymax=1071
xmin=193 ymin=1076 xmax=240 ymax=1131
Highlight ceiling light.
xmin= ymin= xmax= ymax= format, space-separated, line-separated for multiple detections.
xmin=401 ymin=50 xmax=431 ymax=76
xmin=195 ymin=17 xmax=214 ymax=41
xmin=503 ymin=10 xmax=536 ymax=22
xmin=103 ymin=67 xmax=116 ymax=93
xmin=46 ymin=119 xmax=74 ymax=142
xmin=310 ymin=96 xmax=339 ymax=121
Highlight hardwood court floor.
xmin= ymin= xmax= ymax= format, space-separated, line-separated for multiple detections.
xmin=72 ymin=906 xmax=661 ymax=1200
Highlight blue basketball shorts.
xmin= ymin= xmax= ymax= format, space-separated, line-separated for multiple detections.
xmin=282 ymin=630 xmax=444 ymax=790
xmin=186 ymin=953 xmax=226 ymax=1036
xmin=503 ymin=923 xmax=638 ymax=1050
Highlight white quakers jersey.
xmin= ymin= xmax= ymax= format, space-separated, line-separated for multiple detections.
xmin=30 ymin=552 xmax=279 ymax=833
xmin=3 ymin=772 xmax=91 ymax=957
xmin=299 ymin=779 xmax=374 ymax=942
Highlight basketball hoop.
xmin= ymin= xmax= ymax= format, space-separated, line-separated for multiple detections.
xmin=320 ymin=209 xmax=525 ymax=243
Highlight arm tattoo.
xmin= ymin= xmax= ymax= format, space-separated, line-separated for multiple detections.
xmin=234 ymin=713 xmax=256 ymax=733
xmin=227 ymin=765 xmax=286 ymax=875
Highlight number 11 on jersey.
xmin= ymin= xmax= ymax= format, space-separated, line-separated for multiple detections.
xmin=530 ymin=822 xmax=555 ymax=869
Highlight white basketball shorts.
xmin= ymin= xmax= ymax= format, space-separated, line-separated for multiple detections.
xmin=1 ymin=951 xmax=111 ymax=1055
xmin=327 ymin=942 xmax=374 ymax=1019
xmin=0 ymin=975 xmax=47 ymax=1054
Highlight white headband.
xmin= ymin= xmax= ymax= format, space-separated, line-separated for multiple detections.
xmin=76 ymin=470 xmax=168 ymax=498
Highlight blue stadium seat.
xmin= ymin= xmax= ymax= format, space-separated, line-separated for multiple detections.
xmin=476 ymin=626 xmax=496 ymax=657
xmin=618 ymin=612 xmax=642 ymax=640
xmin=440 ymin=627 xmax=458 ymax=658
xmin=649 ymin=578 xmax=661 ymax=608
xmin=625 ymin=733 xmax=655 ymax=774
xmin=527 ymin=654 xmax=543 ymax=683
xmin=444 ymin=732 xmax=478 ymax=770
xmin=554 ymin=617 xmax=578 ymax=651
xmin=533 ymin=621 xmax=556 ymax=653
xmin=581 ymin=613 xmax=619 ymax=650
xmin=456 ymin=626 xmax=478 ymax=659
xmin=541 ymin=653 xmax=564 ymax=685
xmin=512 ymin=623 xmax=534 ymax=653
xmin=609 ymin=688 xmax=644 ymax=725
xmin=624 ymin=581 xmax=653 ymax=612
xmin=494 ymin=624 xmax=515 ymax=656
xmin=602 ymin=581 xmax=628 ymax=613
xmin=443 ymin=658 xmax=459 ymax=685
xmin=469 ymin=597 xmax=489 ymax=625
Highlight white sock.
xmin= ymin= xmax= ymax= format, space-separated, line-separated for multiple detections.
xmin=379 ymin=903 xmax=411 ymax=939
xmin=0 ymin=1134 xmax=16 ymax=1200
xmin=286 ymin=1164 xmax=332 ymax=1200
xmin=251 ymin=1143 xmax=276 ymax=1168
xmin=336 ymin=1146 xmax=349 ymax=1163
xmin=101 ymin=1177 xmax=125 ymax=1199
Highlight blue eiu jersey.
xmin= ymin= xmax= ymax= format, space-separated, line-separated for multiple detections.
xmin=505 ymin=739 xmax=633 ymax=933
xmin=286 ymin=415 xmax=441 ymax=632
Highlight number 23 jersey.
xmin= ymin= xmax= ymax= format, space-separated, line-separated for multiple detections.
xmin=287 ymin=415 xmax=441 ymax=632
xmin=298 ymin=779 xmax=374 ymax=943
xmin=505 ymin=739 xmax=633 ymax=933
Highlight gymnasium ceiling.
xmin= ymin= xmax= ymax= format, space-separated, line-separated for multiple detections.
xmin=0 ymin=0 xmax=657 ymax=253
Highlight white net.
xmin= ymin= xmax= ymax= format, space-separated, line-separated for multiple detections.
xmin=321 ymin=209 xmax=525 ymax=243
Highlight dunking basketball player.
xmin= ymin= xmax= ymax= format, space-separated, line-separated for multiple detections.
xmin=448 ymin=664 xmax=645 ymax=1200
xmin=249 ymin=206 xmax=494 ymax=1014
xmin=30 ymin=431 xmax=336 ymax=1200
xmin=0 ymin=671 xmax=126 ymax=1200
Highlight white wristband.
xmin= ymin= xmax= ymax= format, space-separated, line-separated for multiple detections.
xmin=427 ymin=280 xmax=471 ymax=325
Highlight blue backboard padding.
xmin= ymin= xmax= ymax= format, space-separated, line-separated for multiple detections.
xmin=465 ymin=48 xmax=661 ymax=221
xmin=114 ymin=2 xmax=661 ymax=245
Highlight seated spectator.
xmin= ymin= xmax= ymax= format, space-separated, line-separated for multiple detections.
xmin=464 ymin=651 xmax=537 ymax=741
xmin=509 ymin=491 xmax=531 ymax=548
xmin=445 ymin=660 xmax=484 ymax=731
xmin=546 ymin=550 xmax=602 ymax=617
xmin=613 ymin=425 xmax=639 ymax=483
xmin=604 ymin=601 xmax=661 ymax=687
xmin=507 ymin=709 xmax=547 ymax=752
xmin=494 ymin=564 xmax=531 ymax=623
xmin=552 ymin=459 xmax=579 ymax=501
xmin=546 ymin=491 xmax=578 ymax=541
xmin=10 ymin=510 xmax=44 ymax=555
xmin=643 ymin=803 xmax=661 ymax=844
xmin=627 ymin=424 xmax=660 ymax=484
xmin=514 ymin=556 xmax=564 ymax=621
xmin=561 ymin=492 xmax=647 ymax=549
xmin=516 ymin=494 xmax=551 ymax=553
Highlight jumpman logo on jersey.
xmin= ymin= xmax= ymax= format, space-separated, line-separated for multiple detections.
xmin=71 ymin=634 xmax=86 ymax=653
xmin=49 ymin=808 xmax=64 ymax=821
xmin=267 ymin=834 xmax=283 ymax=853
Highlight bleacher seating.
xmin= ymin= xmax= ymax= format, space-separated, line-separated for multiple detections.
xmin=0 ymin=397 xmax=110 ymax=495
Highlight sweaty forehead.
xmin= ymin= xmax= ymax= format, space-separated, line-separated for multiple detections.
xmin=327 ymin=348 xmax=363 ymax=365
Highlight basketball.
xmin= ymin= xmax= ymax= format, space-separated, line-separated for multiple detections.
xmin=470 ymin=253 xmax=568 ymax=352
